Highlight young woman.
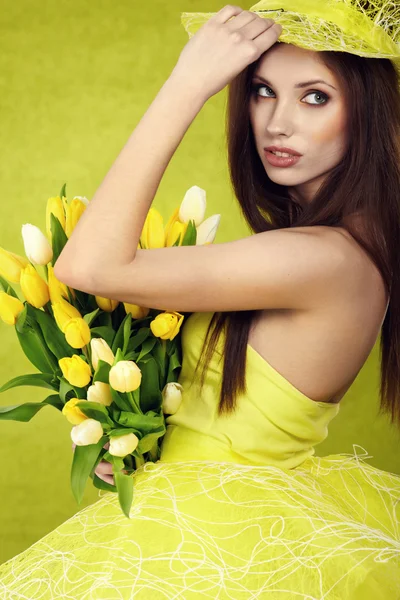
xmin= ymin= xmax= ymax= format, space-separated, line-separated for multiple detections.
xmin=1 ymin=2 xmax=399 ymax=598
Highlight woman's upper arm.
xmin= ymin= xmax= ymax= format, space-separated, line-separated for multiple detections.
xmin=62 ymin=227 xmax=350 ymax=313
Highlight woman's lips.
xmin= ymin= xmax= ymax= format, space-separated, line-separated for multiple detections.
xmin=264 ymin=149 xmax=301 ymax=168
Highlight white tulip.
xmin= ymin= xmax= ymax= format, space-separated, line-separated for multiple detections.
xmin=21 ymin=224 xmax=53 ymax=265
xmin=109 ymin=433 xmax=139 ymax=457
xmin=90 ymin=338 xmax=115 ymax=371
xmin=179 ymin=186 xmax=206 ymax=226
xmin=196 ymin=214 xmax=221 ymax=245
xmin=162 ymin=382 xmax=183 ymax=415
xmin=87 ymin=381 xmax=113 ymax=406
xmin=70 ymin=418 xmax=103 ymax=446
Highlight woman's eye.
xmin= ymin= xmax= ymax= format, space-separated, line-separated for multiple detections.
xmin=251 ymin=83 xmax=329 ymax=105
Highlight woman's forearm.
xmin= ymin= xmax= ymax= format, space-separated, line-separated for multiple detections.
xmin=54 ymin=70 xmax=208 ymax=285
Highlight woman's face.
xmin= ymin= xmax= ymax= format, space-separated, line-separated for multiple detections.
xmin=248 ymin=43 xmax=348 ymax=205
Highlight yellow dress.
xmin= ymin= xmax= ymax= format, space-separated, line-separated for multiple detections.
xmin=0 ymin=311 xmax=399 ymax=599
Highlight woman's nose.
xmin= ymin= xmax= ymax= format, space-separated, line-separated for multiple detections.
xmin=265 ymin=104 xmax=294 ymax=137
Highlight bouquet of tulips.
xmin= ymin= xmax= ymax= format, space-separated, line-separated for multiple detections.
xmin=0 ymin=182 xmax=220 ymax=517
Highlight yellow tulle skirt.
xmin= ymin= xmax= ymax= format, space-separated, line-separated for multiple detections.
xmin=0 ymin=449 xmax=399 ymax=599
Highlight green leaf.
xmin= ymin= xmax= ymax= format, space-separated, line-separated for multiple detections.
xmin=92 ymin=359 xmax=111 ymax=384
xmin=58 ymin=377 xmax=75 ymax=402
xmin=0 ymin=275 xmax=20 ymax=299
xmin=127 ymin=327 xmax=150 ymax=353
xmin=115 ymin=411 xmax=164 ymax=433
xmin=114 ymin=471 xmax=134 ymax=518
xmin=111 ymin=312 xmax=132 ymax=355
xmin=83 ymin=308 xmax=100 ymax=327
xmin=136 ymin=336 xmax=157 ymax=361
xmin=75 ymin=400 xmax=114 ymax=427
xmin=71 ymin=435 xmax=108 ymax=504
xmin=137 ymin=356 xmax=163 ymax=413
xmin=181 ymin=219 xmax=197 ymax=246
xmin=90 ymin=326 xmax=115 ymax=348
xmin=50 ymin=212 xmax=68 ymax=266
xmin=108 ymin=427 xmax=142 ymax=437
xmin=92 ymin=472 xmax=116 ymax=493
xmin=60 ymin=182 xmax=67 ymax=198
xmin=137 ymin=425 xmax=166 ymax=453
xmin=0 ymin=393 xmax=63 ymax=421
xmin=110 ymin=387 xmax=133 ymax=412
xmin=15 ymin=307 xmax=60 ymax=373
xmin=0 ymin=373 xmax=58 ymax=394
xmin=31 ymin=305 xmax=75 ymax=360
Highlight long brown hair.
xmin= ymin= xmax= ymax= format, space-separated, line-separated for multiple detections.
xmin=191 ymin=45 xmax=400 ymax=426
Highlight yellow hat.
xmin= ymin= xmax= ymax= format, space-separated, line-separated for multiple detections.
xmin=181 ymin=0 xmax=400 ymax=74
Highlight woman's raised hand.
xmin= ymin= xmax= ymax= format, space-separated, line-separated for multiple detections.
xmin=172 ymin=5 xmax=282 ymax=102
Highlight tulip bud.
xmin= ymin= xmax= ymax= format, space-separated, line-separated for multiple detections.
xmin=47 ymin=264 xmax=70 ymax=304
xmin=179 ymin=185 xmax=206 ymax=226
xmin=140 ymin=207 xmax=165 ymax=249
xmin=0 ymin=291 xmax=25 ymax=325
xmin=87 ymin=381 xmax=113 ymax=406
xmin=20 ymin=264 xmax=50 ymax=308
xmin=150 ymin=311 xmax=184 ymax=341
xmin=109 ymin=432 xmax=139 ymax=457
xmin=70 ymin=418 xmax=103 ymax=446
xmin=162 ymin=382 xmax=183 ymax=415
xmin=164 ymin=206 xmax=180 ymax=246
xmin=165 ymin=220 xmax=187 ymax=247
xmin=62 ymin=397 xmax=88 ymax=425
xmin=52 ymin=297 xmax=82 ymax=332
xmin=65 ymin=197 xmax=87 ymax=238
xmin=95 ymin=296 xmax=119 ymax=312
xmin=196 ymin=214 xmax=221 ymax=245
xmin=46 ymin=196 xmax=66 ymax=240
xmin=90 ymin=338 xmax=115 ymax=371
xmin=21 ymin=224 xmax=53 ymax=266
xmin=64 ymin=318 xmax=91 ymax=349
xmin=109 ymin=360 xmax=142 ymax=393
xmin=0 ymin=248 xmax=30 ymax=283
xmin=123 ymin=303 xmax=149 ymax=319
xmin=59 ymin=354 xmax=92 ymax=388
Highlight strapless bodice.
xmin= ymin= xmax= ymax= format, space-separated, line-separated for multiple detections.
xmin=159 ymin=311 xmax=340 ymax=469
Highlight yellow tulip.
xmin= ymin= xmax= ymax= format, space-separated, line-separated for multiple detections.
xmin=90 ymin=338 xmax=115 ymax=371
xmin=165 ymin=220 xmax=187 ymax=247
xmin=52 ymin=297 xmax=82 ymax=332
xmin=47 ymin=264 xmax=70 ymax=304
xmin=0 ymin=292 xmax=25 ymax=325
xmin=123 ymin=303 xmax=149 ymax=319
xmin=0 ymin=247 xmax=29 ymax=283
xmin=59 ymin=354 xmax=92 ymax=387
xmin=65 ymin=197 xmax=87 ymax=238
xmin=162 ymin=382 xmax=184 ymax=415
xmin=64 ymin=318 xmax=91 ymax=349
xmin=95 ymin=296 xmax=119 ymax=312
xmin=150 ymin=311 xmax=184 ymax=341
xmin=71 ymin=419 xmax=103 ymax=446
xmin=87 ymin=381 xmax=113 ymax=406
xmin=109 ymin=433 xmax=139 ymax=457
xmin=46 ymin=196 xmax=66 ymax=240
xmin=109 ymin=360 xmax=142 ymax=393
xmin=140 ymin=207 xmax=165 ymax=249
xmin=62 ymin=397 xmax=88 ymax=425
xmin=20 ymin=264 xmax=50 ymax=309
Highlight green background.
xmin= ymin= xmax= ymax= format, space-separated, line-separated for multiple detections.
xmin=0 ymin=0 xmax=399 ymax=565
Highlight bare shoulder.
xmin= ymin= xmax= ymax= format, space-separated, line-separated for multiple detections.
xmin=301 ymin=224 xmax=388 ymax=311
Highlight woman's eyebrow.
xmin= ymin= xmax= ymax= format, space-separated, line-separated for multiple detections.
xmin=252 ymin=73 xmax=337 ymax=91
